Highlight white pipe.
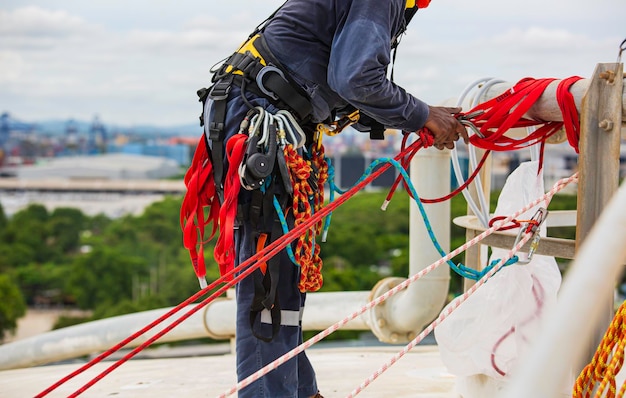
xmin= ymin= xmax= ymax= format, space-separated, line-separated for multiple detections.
xmin=501 ymin=180 xmax=626 ymax=398
xmin=0 ymin=291 xmax=371 ymax=370
xmin=481 ymin=78 xmax=626 ymax=123
xmin=0 ymin=148 xmax=452 ymax=367
xmin=369 ymin=147 xmax=451 ymax=343
xmin=203 ymin=291 xmax=371 ymax=339
xmin=0 ymin=306 xmax=207 ymax=370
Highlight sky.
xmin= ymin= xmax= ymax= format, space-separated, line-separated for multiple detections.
xmin=0 ymin=0 xmax=624 ymax=128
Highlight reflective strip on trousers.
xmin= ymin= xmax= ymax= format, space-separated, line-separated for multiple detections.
xmin=261 ymin=307 xmax=304 ymax=326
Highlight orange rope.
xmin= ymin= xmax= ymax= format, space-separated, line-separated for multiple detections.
xmin=574 ymin=301 xmax=626 ymax=398
xmin=283 ymin=143 xmax=328 ymax=292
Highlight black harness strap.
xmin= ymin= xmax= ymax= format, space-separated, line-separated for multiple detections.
xmin=197 ymin=75 xmax=234 ymax=203
xmin=253 ymin=36 xmax=313 ymax=121
xmin=249 ymin=188 xmax=288 ymax=342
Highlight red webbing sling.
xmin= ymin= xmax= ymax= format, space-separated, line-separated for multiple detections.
xmin=181 ymin=133 xmax=248 ymax=284
xmin=180 ymin=135 xmax=220 ymax=283
xmin=468 ymin=77 xmax=583 ymax=153
xmin=214 ymin=134 xmax=247 ymax=279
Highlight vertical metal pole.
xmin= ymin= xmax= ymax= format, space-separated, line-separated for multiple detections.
xmin=381 ymin=146 xmax=451 ymax=336
xmin=575 ymin=62 xmax=624 ymax=373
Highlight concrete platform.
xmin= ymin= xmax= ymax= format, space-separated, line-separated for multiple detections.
xmin=0 ymin=345 xmax=458 ymax=397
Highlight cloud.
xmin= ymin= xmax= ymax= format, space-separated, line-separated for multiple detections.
xmin=0 ymin=6 xmax=255 ymax=124
xmin=0 ymin=1 xmax=623 ymax=126
xmin=0 ymin=6 xmax=100 ymax=49
xmin=0 ymin=51 xmax=24 ymax=82
xmin=391 ymin=24 xmax=620 ymax=107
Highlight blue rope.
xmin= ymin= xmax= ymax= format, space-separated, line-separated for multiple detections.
xmin=272 ymin=196 xmax=301 ymax=267
xmin=259 ymin=176 xmax=300 ymax=266
xmin=321 ymin=156 xmax=340 ymax=242
xmin=324 ymin=156 xmax=517 ymax=280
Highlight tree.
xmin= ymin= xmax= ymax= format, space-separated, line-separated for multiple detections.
xmin=2 ymin=204 xmax=54 ymax=264
xmin=12 ymin=262 xmax=72 ymax=306
xmin=0 ymin=201 xmax=7 ymax=231
xmin=0 ymin=274 xmax=27 ymax=342
xmin=0 ymin=243 xmax=36 ymax=270
xmin=66 ymin=247 xmax=148 ymax=309
xmin=49 ymin=208 xmax=86 ymax=254
xmin=321 ymin=191 xmax=410 ymax=270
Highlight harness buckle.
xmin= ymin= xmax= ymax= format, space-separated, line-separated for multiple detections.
xmin=208 ymin=78 xmax=232 ymax=101
xmin=207 ymin=76 xmax=234 ymax=141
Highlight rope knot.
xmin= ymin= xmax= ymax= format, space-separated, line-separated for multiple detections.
xmin=417 ymin=128 xmax=435 ymax=148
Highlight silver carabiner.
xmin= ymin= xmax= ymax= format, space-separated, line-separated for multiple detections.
xmin=275 ymin=110 xmax=306 ymax=148
xmin=513 ymin=207 xmax=548 ymax=264
xmin=457 ymin=110 xmax=485 ymax=138
xmin=248 ymin=107 xmax=265 ymax=138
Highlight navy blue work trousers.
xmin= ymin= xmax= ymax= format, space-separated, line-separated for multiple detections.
xmin=213 ymin=88 xmax=318 ymax=397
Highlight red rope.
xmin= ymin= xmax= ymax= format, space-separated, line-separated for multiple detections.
xmin=385 ymin=77 xmax=582 ymax=208
xmin=382 ymin=130 xmax=430 ymax=205
xmin=36 ymin=134 xmax=429 ymax=398
xmin=383 ymin=130 xmax=491 ymax=205
xmin=421 ymin=149 xmax=491 ymax=204
xmin=488 ymin=216 xmax=522 ymax=231
xmin=284 ymin=143 xmax=327 ymax=292
xmin=39 ymin=76 xmax=585 ymax=396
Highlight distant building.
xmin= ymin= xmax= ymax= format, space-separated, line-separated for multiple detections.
xmin=107 ymin=143 xmax=191 ymax=166
xmin=16 ymin=153 xmax=181 ymax=180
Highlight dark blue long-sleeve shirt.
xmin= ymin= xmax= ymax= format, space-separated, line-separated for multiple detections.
xmin=263 ymin=0 xmax=430 ymax=131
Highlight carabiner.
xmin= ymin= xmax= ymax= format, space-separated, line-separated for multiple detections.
xmin=456 ymin=110 xmax=485 ymax=139
xmin=275 ymin=110 xmax=306 ymax=148
xmin=248 ymin=107 xmax=265 ymax=138
xmin=458 ymin=109 xmax=485 ymax=120
xmin=513 ymin=207 xmax=548 ymax=264
xmin=459 ymin=119 xmax=485 ymax=139
xmin=255 ymin=65 xmax=286 ymax=101
xmin=275 ymin=115 xmax=287 ymax=148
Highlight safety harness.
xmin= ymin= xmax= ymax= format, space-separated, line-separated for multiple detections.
xmin=184 ymin=26 xmax=338 ymax=341
xmin=181 ymin=0 xmax=425 ymax=342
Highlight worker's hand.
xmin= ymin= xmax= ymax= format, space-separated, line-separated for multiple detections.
xmin=423 ymin=106 xmax=469 ymax=150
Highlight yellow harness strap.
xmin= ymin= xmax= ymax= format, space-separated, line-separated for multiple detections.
xmin=225 ymin=34 xmax=267 ymax=75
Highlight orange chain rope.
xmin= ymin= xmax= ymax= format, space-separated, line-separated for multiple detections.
xmin=574 ymin=301 xmax=626 ymax=398
xmin=283 ymin=143 xmax=328 ymax=292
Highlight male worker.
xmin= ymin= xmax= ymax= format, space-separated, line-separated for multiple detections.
xmin=197 ymin=0 xmax=468 ymax=397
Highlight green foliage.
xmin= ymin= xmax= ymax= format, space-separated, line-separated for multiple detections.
xmin=53 ymin=314 xmax=92 ymax=329
xmin=48 ymin=208 xmax=86 ymax=253
xmin=544 ymin=193 xmax=577 ymax=240
xmin=11 ymin=263 xmax=72 ymax=306
xmin=0 ymin=242 xmax=36 ymax=269
xmin=11 ymin=203 xmax=49 ymax=225
xmin=0 ymin=274 xmax=27 ymax=342
xmin=321 ymin=190 xmax=410 ymax=281
xmin=136 ymin=196 xmax=182 ymax=244
xmin=0 ymin=205 xmax=88 ymax=266
xmin=319 ymin=256 xmax=381 ymax=292
xmin=0 ymin=201 xmax=7 ymax=231
xmin=66 ymin=246 xmax=148 ymax=309
xmin=2 ymin=220 xmax=50 ymax=263
xmin=91 ymin=295 xmax=168 ymax=320
xmin=0 ymin=185 xmax=580 ymax=334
